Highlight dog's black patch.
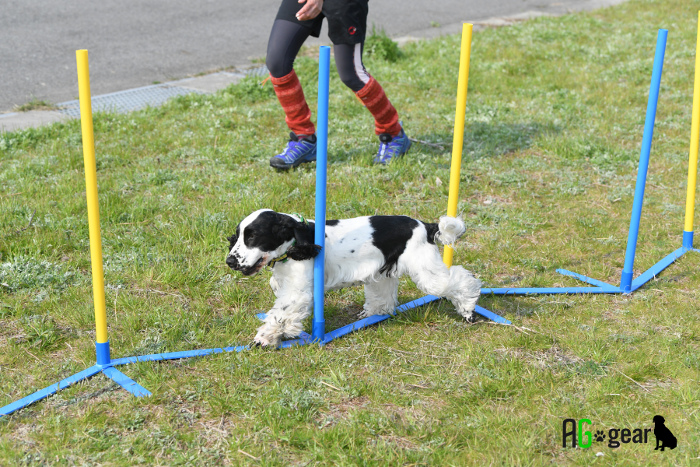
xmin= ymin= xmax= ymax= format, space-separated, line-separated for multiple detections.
xmin=422 ymin=222 xmax=439 ymax=245
xmin=243 ymin=211 xmax=297 ymax=251
xmin=369 ymin=216 xmax=418 ymax=275
xmin=229 ymin=213 xmax=342 ymax=265
xmin=238 ymin=211 xmax=332 ymax=261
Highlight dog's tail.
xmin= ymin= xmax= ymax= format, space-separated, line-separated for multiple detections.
xmin=433 ymin=216 xmax=466 ymax=247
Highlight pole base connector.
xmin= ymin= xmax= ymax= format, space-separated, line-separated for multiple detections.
xmin=620 ymin=271 xmax=633 ymax=293
xmin=95 ymin=341 xmax=111 ymax=366
xmin=311 ymin=321 xmax=325 ymax=344
xmin=683 ymin=230 xmax=694 ymax=250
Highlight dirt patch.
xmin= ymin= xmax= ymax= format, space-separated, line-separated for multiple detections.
xmin=496 ymin=345 xmax=584 ymax=369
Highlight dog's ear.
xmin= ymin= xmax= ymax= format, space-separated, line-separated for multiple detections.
xmin=271 ymin=215 xmax=296 ymax=245
xmin=287 ymin=219 xmax=322 ymax=260
xmin=288 ymin=243 xmax=322 ymax=261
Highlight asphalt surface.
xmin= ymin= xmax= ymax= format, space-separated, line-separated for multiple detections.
xmin=1 ymin=0 xmax=628 ymax=113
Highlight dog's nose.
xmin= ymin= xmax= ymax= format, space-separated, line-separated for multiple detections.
xmin=226 ymin=255 xmax=238 ymax=269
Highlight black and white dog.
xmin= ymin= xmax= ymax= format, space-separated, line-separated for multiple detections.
xmin=226 ymin=209 xmax=481 ymax=347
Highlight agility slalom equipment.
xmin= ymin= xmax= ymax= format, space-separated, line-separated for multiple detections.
xmin=1 ymin=27 xmax=508 ymax=416
xmin=443 ymin=23 xmax=473 ymax=269
xmin=312 ymin=47 xmax=330 ymax=343
xmin=482 ymin=26 xmax=698 ymax=297
xmin=11 ymin=17 xmax=698 ymax=416
xmin=683 ymin=11 xmax=700 ymax=249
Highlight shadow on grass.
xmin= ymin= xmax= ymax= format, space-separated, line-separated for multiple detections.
xmin=411 ymin=121 xmax=559 ymax=160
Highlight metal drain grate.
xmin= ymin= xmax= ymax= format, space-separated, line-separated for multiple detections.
xmin=57 ymin=65 xmax=269 ymax=118
xmin=243 ymin=65 xmax=269 ymax=77
xmin=57 ymin=84 xmax=206 ymax=118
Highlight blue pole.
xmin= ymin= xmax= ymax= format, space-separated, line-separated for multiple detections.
xmin=620 ymin=29 xmax=667 ymax=293
xmin=312 ymin=46 xmax=330 ymax=342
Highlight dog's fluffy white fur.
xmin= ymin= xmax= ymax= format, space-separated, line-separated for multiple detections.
xmin=226 ymin=209 xmax=481 ymax=347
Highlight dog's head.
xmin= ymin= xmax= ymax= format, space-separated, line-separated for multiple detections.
xmin=653 ymin=415 xmax=665 ymax=425
xmin=226 ymin=209 xmax=320 ymax=275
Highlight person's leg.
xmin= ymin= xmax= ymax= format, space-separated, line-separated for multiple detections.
xmin=334 ymin=42 xmax=401 ymax=137
xmin=327 ymin=1 xmax=410 ymax=163
xmin=333 ymin=42 xmax=370 ymax=93
xmin=266 ymin=19 xmax=315 ymax=137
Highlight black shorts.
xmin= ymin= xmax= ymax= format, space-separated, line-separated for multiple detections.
xmin=275 ymin=0 xmax=369 ymax=45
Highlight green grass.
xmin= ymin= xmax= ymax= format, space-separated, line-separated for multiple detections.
xmin=12 ymin=99 xmax=58 ymax=112
xmin=2 ymin=0 xmax=700 ymax=464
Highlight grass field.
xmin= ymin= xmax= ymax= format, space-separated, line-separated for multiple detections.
xmin=1 ymin=0 xmax=700 ymax=464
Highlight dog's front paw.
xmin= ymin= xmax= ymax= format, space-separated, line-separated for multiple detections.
xmin=463 ymin=311 xmax=477 ymax=323
xmin=358 ymin=308 xmax=394 ymax=319
xmin=254 ymin=328 xmax=281 ymax=348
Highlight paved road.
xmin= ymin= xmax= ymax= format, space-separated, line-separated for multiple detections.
xmin=0 ymin=0 xmax=626 ymax=113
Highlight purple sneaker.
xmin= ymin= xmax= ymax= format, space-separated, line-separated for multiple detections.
xmin=270 ymin=132 xmax=317 ymax=169
xmin=374 ymin=126 xmax=411 ymax=164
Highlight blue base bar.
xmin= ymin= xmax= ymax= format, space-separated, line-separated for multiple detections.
xmin=485 ymin=233 xmax=700 ymax=297
xmin=630 ymin=246 xmax=688 ymax=292
xmin=555 ymin=269 xmax=620 ymax=291
xmin=102 ymin=367 xmax=151 ymax=397
xmin=482 ymin=286 xmax=619 ymax=295
xmin=6 ymin=235 xmax=697 ymax=417
xmin=7 ymin=293 xmax=506 ymax=416
xmin=0 ymin=365 xmax=102 ymax=416
xmin=321 ymin=295 xmax=511 ymax=343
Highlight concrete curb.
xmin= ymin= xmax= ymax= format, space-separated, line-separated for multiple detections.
xmin=0 ymin=71 xmax=249 ymax=133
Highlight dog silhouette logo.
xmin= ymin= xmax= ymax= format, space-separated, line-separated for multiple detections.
xmin=652 ymin=415 xmax=677 ymax=451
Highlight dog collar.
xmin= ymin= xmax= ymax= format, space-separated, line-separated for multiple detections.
xmin=292 ymin=212 xmax=307 ymax=224
xmin=269 ymin=239 xmax=296 ymax=267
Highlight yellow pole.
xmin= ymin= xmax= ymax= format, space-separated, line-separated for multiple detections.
xmin=684 ymin=11 xmax=700 ymax=236
xmin=443 ymin=23 xmax=473 ymax=267
xmin=76 ymin=50 xmax=109 ymax=345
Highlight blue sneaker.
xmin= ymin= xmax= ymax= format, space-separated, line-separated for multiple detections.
xmin=270 ymin=132 xmax=317 ymax=169
xmin=374 ymin=126 xmax=411 ymax=164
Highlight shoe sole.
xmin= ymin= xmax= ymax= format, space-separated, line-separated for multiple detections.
xmin=269 ymin=152 xmax=317 ymax=170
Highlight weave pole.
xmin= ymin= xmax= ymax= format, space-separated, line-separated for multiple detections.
xmin=1 ymin=51 xmax=156 ymax=416
xmin=312 ymin=46 xmax=331 ymax=342
xmin=683 ymin=11 xmax=700 ymax=250
xmin=436 ymin=24 xmax=509 ymax=324
xmin=619 ymin=29 xmax=668 ymax=292
xmin=482 ymin=29 xmax=674 ymax=296
xmin=443 ymin=23 xmax=472 ymax=268
xmin=76 ymin=50 xmax=151 ymax=396
xmin=77 ymin=50 xmax=111 ymax=366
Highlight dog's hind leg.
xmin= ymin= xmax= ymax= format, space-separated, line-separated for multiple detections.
xmin=442 ymin=265 xmax=482 ymax=321
xmin=359 ymin=276 xmax=399 ymax=318
xmin=406 ymin=247 xmax=481 ymax=322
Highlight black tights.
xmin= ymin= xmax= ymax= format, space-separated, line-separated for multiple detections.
xmin=266 ymin=19 xmax=370 ymax=92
